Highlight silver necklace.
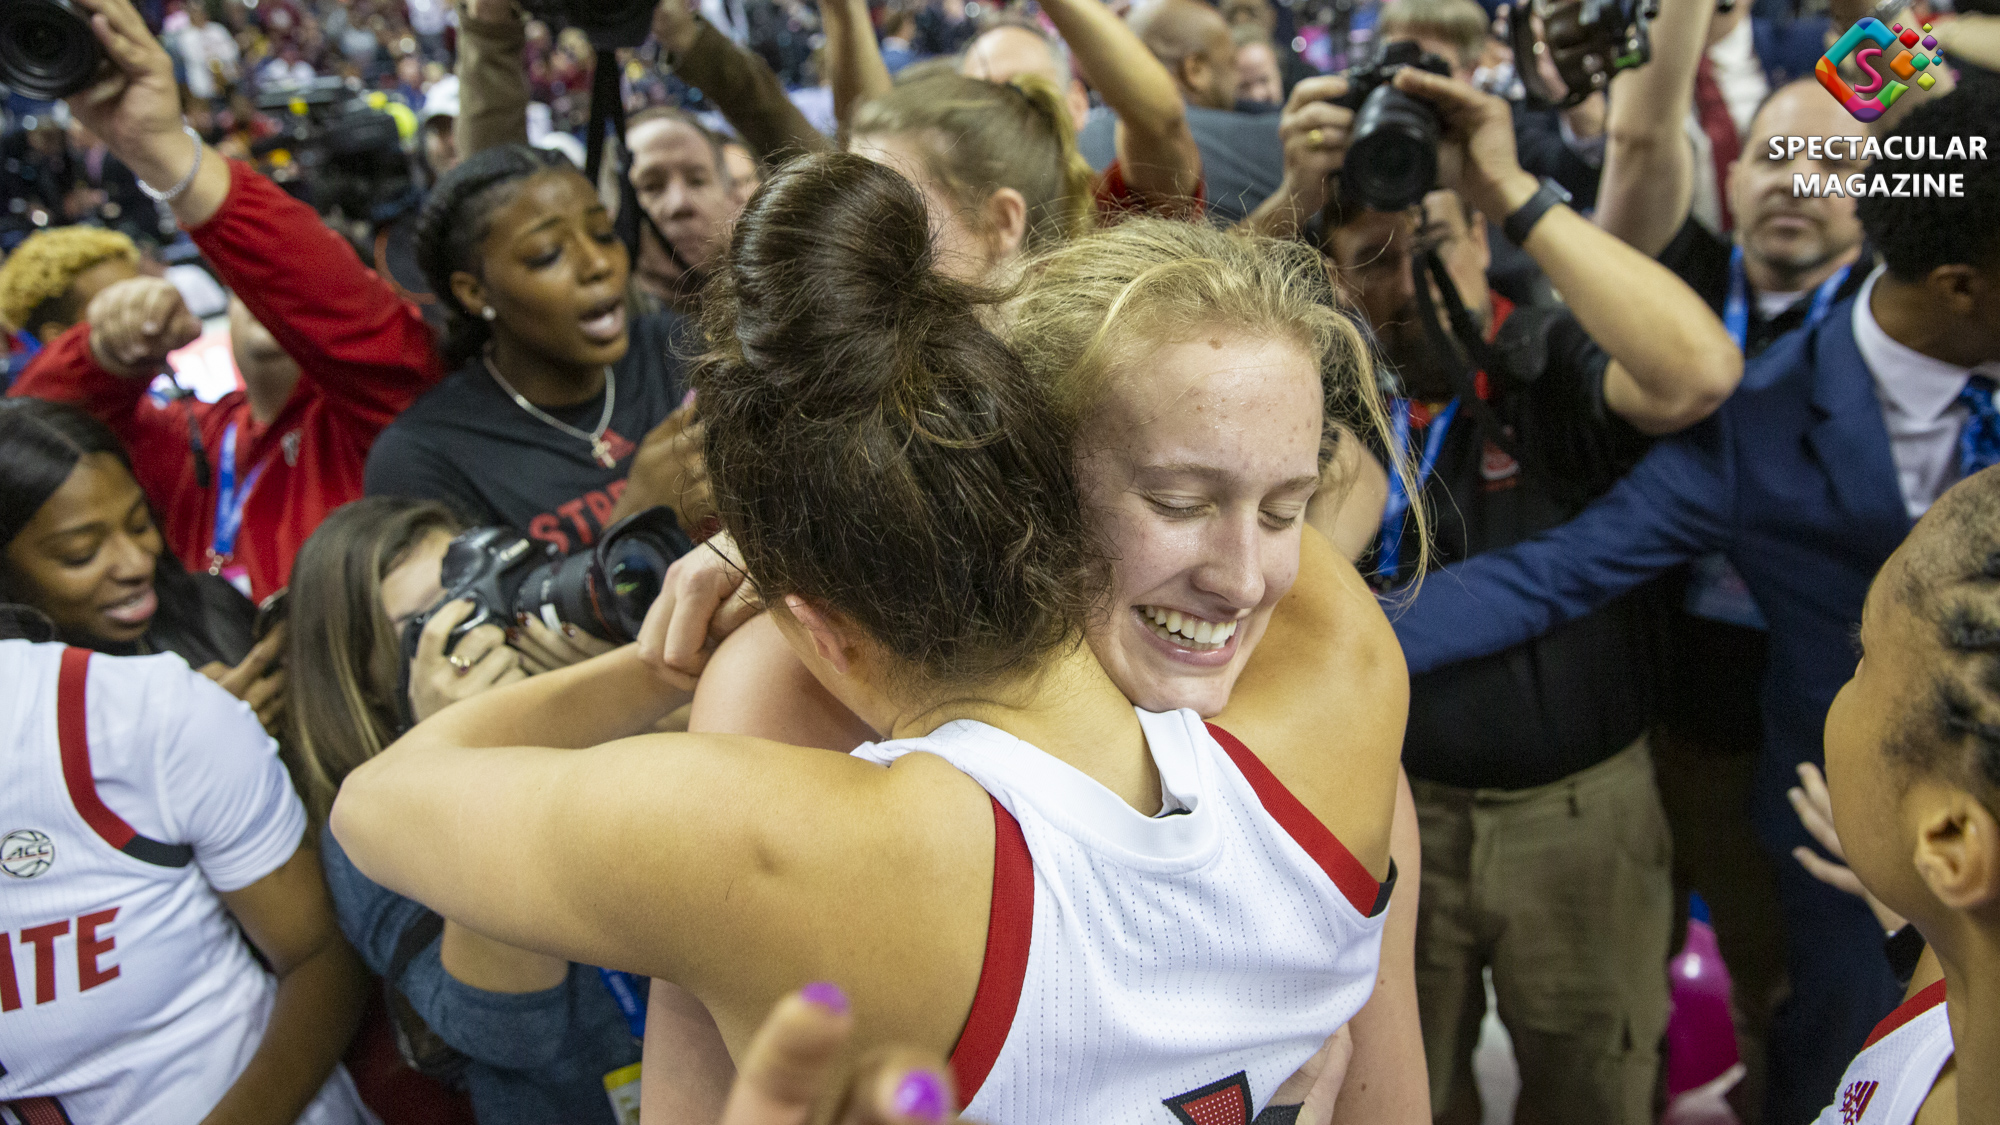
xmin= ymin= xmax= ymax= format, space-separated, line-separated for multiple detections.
xmin=484 ymin=353 xmax=619 ymax=468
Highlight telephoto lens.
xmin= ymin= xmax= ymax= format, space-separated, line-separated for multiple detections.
xmin=0 ymin=0 xmax=105 ymax=101
xmin=517 ymin=507 xmax=694 ymax=643
xmin=1345 ymin=85 xmax=1443 ymax=213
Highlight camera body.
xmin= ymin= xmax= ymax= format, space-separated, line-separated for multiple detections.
xmin=1335 ymin=41 xmax=1455 ymax=213
xmin=0 ymin=0 xmax=104 ymax=101
xmin=1509 ymin=0 xmax=1657 ymax=109
xmin=252 ymin=80 xmax=415 ymax=223
xmin=516 ymin=0 xmax=657 ymax=49
xmin=397 ymin=506 xmax=694 ymax=683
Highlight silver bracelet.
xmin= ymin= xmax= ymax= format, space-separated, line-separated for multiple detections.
xmin=137 ymin=124 xmax=204 ymax=204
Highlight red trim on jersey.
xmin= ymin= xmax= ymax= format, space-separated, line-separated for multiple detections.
xmin=7 ymin=1095 xmax=78 ymax=1125
xmin=56 ymin=648 xmax=138 ymax=853
xmin=1205 ymin=723 xmax=1391 ymax=917
xmin=1862 ymin=979 xmax=1948 ymax=1050
xmin=949 ymin=797 xmax=1034 ymax=1108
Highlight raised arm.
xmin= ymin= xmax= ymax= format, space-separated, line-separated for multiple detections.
xmin=1389 ymin=426 xmax=1731 ymax=673
xmin=1594 ymin=0 xmax=1707 ymax=257
xmin=820 ymin=0 xmax=894 ymax=140
xmin=66 ymin=0 xmax=441 ymax=422
xmin=655 ymin=1 xmax=833 ymax=162
xmin=1394 ymin=68 xmax=1742 ymax=435
xmin=454 ymin=0 xmax=533 ymax=156
xmin=1043 ymin=0 xmax=1202 ymax=202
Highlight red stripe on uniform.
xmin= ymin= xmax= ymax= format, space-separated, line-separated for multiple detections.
xmin=948 ymin=797 xmax=1033 ymax=1109
xmin=8 ymin=1096 xmax=77 ymax=1125
xmin=1862 ymin=979 xmax=1948 ymax=1050
xmin=1205 ymin=723 xmax=1386 ymax=916
xmin=56 ymin=648 xmax=138 ymax=853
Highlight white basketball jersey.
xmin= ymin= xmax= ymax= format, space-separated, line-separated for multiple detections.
xmin=851 ymin=708 xmax=1394 ymax=1125
xmin=0 ymin=642 xmax=372 ymax=1125
xmin=1814 ymin=980 xmax=1953 ymax=1125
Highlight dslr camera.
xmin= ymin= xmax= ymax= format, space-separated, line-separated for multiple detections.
xmin=1335 ymin=41 xmax=1455 ymax=213
xmin=1508 ymin=0 xmax=1658 ymax=109
xmin=516 ymin=0 xmax=656 ymax=49
xmin=0 ymin=0 xmax=103 ymax=101
xmin=396 ymin=507 xmax=694 ymax=718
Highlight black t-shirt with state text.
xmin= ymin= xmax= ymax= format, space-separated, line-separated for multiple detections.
xmin=1370 ymin=303 xmax=1658 ymax=792
xmin=363 ymin=308 xmax=694 ymax=553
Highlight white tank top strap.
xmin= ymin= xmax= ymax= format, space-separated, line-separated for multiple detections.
xmin=1815 ymin=979 xmax=1953 ymax=1125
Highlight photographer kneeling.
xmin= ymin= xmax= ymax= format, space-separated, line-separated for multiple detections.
xmin=285 ymin=496 xmax=652 ymax=1125
xmin=1249 ymin=63 xmax=1743 ymax=1124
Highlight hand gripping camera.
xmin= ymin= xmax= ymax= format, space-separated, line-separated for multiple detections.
xmin=1335 ymin=41 xmax=1457 ymax=213
xmin=395 ymin=506 xmax=694 ymax=723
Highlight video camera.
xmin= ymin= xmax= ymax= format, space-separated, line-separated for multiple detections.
xmin=1508 ymin=0 xmax=1660 ymax=109
xmin=252 ymin=79 xmax=415 ymax=223
xmin=516 ymin=0 xmax=657 ymax=49
xmin=0 ymin=0 xmax=102 ymax=101
xmin=396 ymin=507 xmax=695 ymax=721
xmin=1336 ymin=40 xmax=1456 ymax=213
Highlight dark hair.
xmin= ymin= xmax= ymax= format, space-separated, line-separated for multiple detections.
xmin=285 ymin=497 xmax=463 ymax=825
xmin=695 ymin=152 xmax=1102 ymax=695
xmin=1891 ymin=465 xmax=2000 ymax=803
xmin=0 ymin=398 xmax=134 ymax=555
xmin=0 ymin=399 xmax=246 ymax=663
xmin=1856 ymin=83 xmax=2000 ymax=283
xmin=415 ymin=143 xmax=579 ymax=366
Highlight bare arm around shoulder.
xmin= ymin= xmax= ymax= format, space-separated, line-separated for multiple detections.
xmin=328 ymin=647 xmax=993 ymax=1057
xmin=1594 ymin=0 xmax=1707 ymax=258
xmin=1326 ymin=770 xmax=1428 ymax=1125
xmin=1042 ymin=0 xmax=1202 ymax=202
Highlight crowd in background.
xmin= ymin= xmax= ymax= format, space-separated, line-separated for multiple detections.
xmin=4 ymin=0 xmax=2000 ymax=1121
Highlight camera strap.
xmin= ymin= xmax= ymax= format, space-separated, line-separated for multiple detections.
xmin=1410 ymin=248 xmax=1517 ymax=459
xmin=584 ymin=58 xmax=629 ymax=186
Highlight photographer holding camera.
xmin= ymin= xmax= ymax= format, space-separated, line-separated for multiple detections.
xmin=281 ymin=497 xmax=655 ymax=1125
xmin=1247 ymin=60 xmax=1740 ymax=1123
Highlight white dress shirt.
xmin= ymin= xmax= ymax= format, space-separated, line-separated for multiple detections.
xmin=1853 ymin=265 xmax=1998 ymax=518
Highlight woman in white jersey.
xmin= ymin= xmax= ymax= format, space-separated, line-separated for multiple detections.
xmin=1806 ymin=465 xmax=2000 ymax=1125
xmin=632 ymin=218 xmax=1422 ymax=1123
xmin=332 ymin=152 xmax=1409 ymax=1124
xmin=0 ymin=607 xmax=372 ymax=1124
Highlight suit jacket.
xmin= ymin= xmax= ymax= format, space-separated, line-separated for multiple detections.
xmin=1391 ymin=297 xmax=1912 ymax=849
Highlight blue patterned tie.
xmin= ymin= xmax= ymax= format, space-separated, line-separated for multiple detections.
xmin=1959 ymin=374 xmax=2000 ymax=480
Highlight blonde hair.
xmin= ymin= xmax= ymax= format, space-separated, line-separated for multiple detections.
xmin=853 ymin=71 xmax=1094 ymax=254
xmin=0 ymin=227 xmax=139 ymax=335
xmin=1009 ymin=218 xmax=1429 ymax=576
xmin=1377 ymin=0 xmax=1490 ymax=70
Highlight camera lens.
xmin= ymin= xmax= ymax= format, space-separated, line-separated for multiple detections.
xmin=523 ymin=509 xmax=690 ymax=643
xmin=0 ymin=0 xmax=105 ymax=101
xmin=1343 ymin=83 xmax=1442 ymax=213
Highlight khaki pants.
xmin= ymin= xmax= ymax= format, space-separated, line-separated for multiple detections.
xmin=1412 ymin=739 xmax=1673 ymax=1125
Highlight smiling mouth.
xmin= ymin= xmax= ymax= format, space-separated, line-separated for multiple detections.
xmin=1137 ymin=605 xmax=1239 ymax=650
xmin=101 ymin=586 xmax=158 ymax=627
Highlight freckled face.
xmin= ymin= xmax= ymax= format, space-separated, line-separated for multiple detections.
xmin=1076 ymin=330 xmax=1323 ymax=717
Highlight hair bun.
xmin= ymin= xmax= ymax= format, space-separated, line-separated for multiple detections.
xmin=707 ymin=152 xmax=962 ymax=408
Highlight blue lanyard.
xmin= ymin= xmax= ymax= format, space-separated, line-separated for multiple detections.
xmin=1375 ymin=397 xmax=1458 ymax=582
xmin=1723 ymin=245 xmax=1850 ymax=350
xmin=597 ymin=968 xmax=649 ymax=1038
xmin=210 ymin=422 xmax=270 ymax=566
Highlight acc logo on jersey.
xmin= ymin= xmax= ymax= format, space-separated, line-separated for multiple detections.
xmin=1 ymin=829 xmax=55 ymax=878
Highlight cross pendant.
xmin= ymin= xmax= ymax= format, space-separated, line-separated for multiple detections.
xmin=592 ymin=438 xmax=616 ymax=468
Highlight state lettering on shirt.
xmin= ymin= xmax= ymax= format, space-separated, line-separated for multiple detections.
xmin=1 ymin=907 xmax=122 ymax=1011
xmin=528 ymin=480 xmax=629 ymax=554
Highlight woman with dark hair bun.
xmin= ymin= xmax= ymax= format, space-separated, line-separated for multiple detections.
xmin=0 ymin=398 xmax=284 ymax=724
xmin=362 ymin=144 xmax=709 ymax=673
xmin=333 ymin=151 xmax=1408 ymax=1124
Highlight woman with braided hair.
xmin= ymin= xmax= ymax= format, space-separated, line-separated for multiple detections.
xmin=1810 ymin=464 xmax=2000 ymax=1125
xmin=362 ymin=144 xmax=709 ymax=674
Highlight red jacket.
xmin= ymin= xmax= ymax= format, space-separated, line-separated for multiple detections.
xmin=12 ymin=162 xmax=444 ymax=602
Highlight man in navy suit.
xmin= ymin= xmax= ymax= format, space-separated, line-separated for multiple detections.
xmin=1390 ymin=84 xmax=2000 ymax=1123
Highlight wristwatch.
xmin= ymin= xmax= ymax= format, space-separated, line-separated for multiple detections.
xmin=1502 ymin=177 xmax=1573 ymax=247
